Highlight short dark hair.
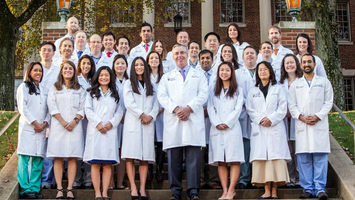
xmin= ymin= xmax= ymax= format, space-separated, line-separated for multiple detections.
xmin=259 ymin=41 xmax=273 ymax=50
xmin=268 ymin=25 xmax=281 ymax=34
xmin=39 ymin=41 xmax=56 ymax=52
xmin=116 ymin=35 xmax=131 ymax=47
xmin=199 ymin=49 xmax=213 ymax=60
xmin=243 ymin=45 xmax=257 ymax=56
xmin=301 ymin=53 xmax=316 ymax=63
xmin=102 ymin=31 xmax=116 ymax=41
xmin=188 ymin=40 xmax=200 ymax=49
xmin=204 ymin=32 xmax=220 ymax=43
xmin=255 ymin=61 xmax=277 ymax=87
xmin=296 ymin=33 xmax=313 ymax=55
xmin=140 ymin=22 xmax=153 ymax=32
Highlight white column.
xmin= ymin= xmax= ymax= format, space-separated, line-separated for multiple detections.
xmin=143 ymin=2 xmax=155 ymax=26
xmin=201 ymin=0 xmax=213 ymax=48
xmin=259 ymin=0 xmax=272 ymax=43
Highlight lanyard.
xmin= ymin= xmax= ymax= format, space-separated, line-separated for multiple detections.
xmin=305 ymin=77 xmax=311 ymax=87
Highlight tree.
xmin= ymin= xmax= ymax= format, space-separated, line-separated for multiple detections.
xmin=0 ymin=0 xmax=47 ymax=110
xmin=303 ymin=0 xmax=345 ymax=110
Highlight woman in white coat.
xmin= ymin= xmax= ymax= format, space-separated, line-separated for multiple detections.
xmin=246 ymin=61 xmax=290 ymax=199
xmin=152 ymin=40 xmax=175 ymax=73
xmin=146 ymin=51 xmax=165 ymax=181
xmin=17 ymin=62 xmax=49 ymax=199
xmin=111 ymin=54 xmax=129 ymax=189
xmin=74 ymin=55 xmax=96 ymax=189
xmin=207 ymin=62 xmax=244 ymax=200
xmin=47 ymin=61 xmax=86 ymax=199
xmin=121 ymin=57 xmax=159 ymax=199
xmin=84 ymin=66 xmax=123 ymax=199
xmin=220 ymin=43 xmax=240 ymax=70
xmin=279 ymin=54 xmax=303 ymax=187
xmin=295 ymin=33 xmax=327 ymax=77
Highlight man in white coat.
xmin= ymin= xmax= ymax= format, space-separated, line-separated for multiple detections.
xmin=258 ymin=26 xmax=293 ymax=82
xmin=288 ymin=54 xmax=333 ymax=200
xmin=86 ymin=34 xmax=111 ymax=71
xmin=116 ymin=35 xmax=133 ymax=72
xmin=204 ymin=32 xmax=221 ymax=75
xmin=235 ymin=46 xmax=258 ymax=189
xmin=130 ymin=22 xmax=154 ymax=60
xmin=166 ymin=31 xmax=190 ymax=61
xmin=73 ymin=30 xmax=90 ymax=61
xmin=158 ymin=44 xmax=208 ymax=200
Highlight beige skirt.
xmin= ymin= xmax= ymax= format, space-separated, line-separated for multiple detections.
xmin=251 ymin=159 xmax=289 ymax=186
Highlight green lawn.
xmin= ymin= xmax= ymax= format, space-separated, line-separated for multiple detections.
xmin=329 ymin=111 xmax=355 ymax=162
xmin=0 ymin=111 xmax=19 ymax=171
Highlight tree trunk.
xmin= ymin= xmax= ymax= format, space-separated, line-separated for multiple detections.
xmin=314 ymin=0 xmax=345 ymax=110
xmin=0 ymin=24 xmax=18 ymax=110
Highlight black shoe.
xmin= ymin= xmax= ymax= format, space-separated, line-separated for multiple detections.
xmin=170 ymin=194 xmax=181 ymax=200
xmin=20 ymin=192 xmax=36 ymax=199
xmin=56 ymin=189 xmax=65 ymax=199
xmin=34 ymin=192 xmax=44 ymax=199
xmin=190 ymin=193 xmax=200 ymax=200
xmin=317 ymin=192 xmax=328 ymax=200
xmin=236 ymin=183 xmax=246 ymax=189
xmin=84 ymin=185 xmax=93 ymax=189
xmin=257 ymin=196 xmax=271 ymax=199
xmin=299 ymin=192 xmax=314 ymax=199
xmin=156 ymin=170 xmax=163 ymax=181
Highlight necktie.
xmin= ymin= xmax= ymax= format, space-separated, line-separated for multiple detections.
xmin=145 ymin=43 xmax=149 ymax=52
xmin=107 ymin=51 xmax=112 ymax=58
xmin=204 ymin=71 xmax=210 ymax=84
xmin=179 ymin=69 xmax=186 ymax=81
xmin=70 ymin=36 xmax=74 ymax=40
xmin=77 ymin=51 xmax=83 ymax=58
xmin=274 ymin=48 xmax=278 ymax=56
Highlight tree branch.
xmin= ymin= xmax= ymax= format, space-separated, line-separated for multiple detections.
xmin=14 ymin=0 xmax=47 ymax=28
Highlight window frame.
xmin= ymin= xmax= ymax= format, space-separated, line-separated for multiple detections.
xmin=336 ymin=0 xmax=352 ymax=44
xmin=219 ymin=0 xmax=246 ymax=27
xmin=110 ymin=5 xmax=137 ymax=28
xmin=164 ymin=0 xmax=191 ymax=28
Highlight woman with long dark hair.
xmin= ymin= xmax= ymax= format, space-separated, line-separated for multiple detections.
xmin=47 ymin=61 xmax=86 ymax=199
xmin=146 ymin=51 xmax=165 ymax=181
xmin=121 ymin=57 xmax=159 ymax=200
xmin=77 ymin=55 xmax=96 ymax=90
xmin=151 ymin=40 xmax=175 ymax=73
xmin=220 ymin=44 xmax=240 ymax=70
xmin=208 ymin=62 xmax=244 ymax=199
xmin=224 ymin=23 xmax=250 ymax=66
xmin=246 ymin=61 xmax=290 ymax=199
xmin=17 ymin=62 xmax=49 ymax=199
xmin=83 ymin=66 xmax=123 ymax=200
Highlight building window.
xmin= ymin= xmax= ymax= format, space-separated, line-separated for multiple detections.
xmin=165 ymin=0 xmax=190 ymax=24
xmin=344 ymin=77 xmax=354 ymax=111
xmin=336 ymin=2 xmax=350 ymax=41
xmin=111 ymin=5 xmax=136 ymax=26
xmin=274 ymin=0 xmax=292 ymax=23
xmin=220 ymin=0 xmax=244 ymax=23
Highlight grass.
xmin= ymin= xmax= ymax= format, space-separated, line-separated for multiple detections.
xmin=329 ymin=111 xmax=355 ymax=162
xmin=0 ymin=111 xmax=19 ymax=171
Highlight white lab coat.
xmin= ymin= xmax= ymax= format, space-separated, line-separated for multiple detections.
xmin=130 ymin=41 xmax=153 ymax=60
xmin=279 ymin=79 xmax=296 ymax=141
xmin=83 ymin=89 xmax=123 ymax=164
xmin=17 ymin=83 xmax=50 ymax=158
xmin=47 ymin=85 xmax=86 ymax=159
xmin=235 ymin=66 xmax=256 ymax=139
xmin=78 ymin=75 xmax=92 ymax=91
xmin=54 ymin=57 xmax=78 ymax=68
xmin=42 ymin=63 xmax=60 ymax=91
xmin=115 ymin=78 xmax=127 ymax=148
xmin=151 ymin=74 xmax=164 ymax=142
xmin=207 ymin=87 xmax=245 ymax=165
xmin=121 ymin=80 xmax=159 ymax=161
xmin=296 ymin=54 xmax=327 ymax=78
xmin=53 ymin=34 xmax=90 ymax=63
xmin=162 ymin=59 xmax=175 ymax=73
xmin=288 ymin=75 xmax=333 ymax=154
xmin=257 ymin=45 xmax=294 ymax=81
xmin=218 ymin=42 xmax=250 ymax=68
xmin=157 ymin=67 xmax=208 ymax=150
xmin=73 ymin=46 xmax=91 ymax=61
xmin=246 ymin=84 xmax=291 ymax=162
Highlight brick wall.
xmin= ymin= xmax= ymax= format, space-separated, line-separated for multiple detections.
xmin=280 ymin=29 xmax=315 ymax=54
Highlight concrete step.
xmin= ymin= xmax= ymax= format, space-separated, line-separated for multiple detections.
xmin=33 ymin=188 xmax=338 ymax=200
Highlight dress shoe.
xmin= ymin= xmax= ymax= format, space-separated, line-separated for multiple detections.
xmin=236 ymin=183 xmax=246 ymax=189
xmin=257 ymin=196 xmax=271 ymax=199
xmin=20 ymin=192 xmax=36 ymax=199
xmin=317 ymin=192 xmax=328 ymax=200
xmin=41 ymin=184 xmax=52 ymax=189
xmin=170 ymin=194 xmax=181 ymax=200
xmin=156 ymin=170 xmax=164 ymax=181
xmin=299 ymin=192 xmax=314 ymax=199
xmin=34 ymin=192 xmax=44 ymax=199
xmin=190 ymin=193 xmax=200 ymax=200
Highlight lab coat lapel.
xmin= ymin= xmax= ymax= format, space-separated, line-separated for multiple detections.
xmin=184 ymin=67 xmax=195 ymax=84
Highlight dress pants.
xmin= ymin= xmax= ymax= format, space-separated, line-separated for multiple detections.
xmin=18 ymin=155 xmax=43 ymax=195
xmin=200 ymin=146 xmax=219 ymax=186
xmin=74 ymin=160 xmax=92 ymax=187
xmin=168 ymin=146 xmax=201 ymax=197
xmin=297 ymin=153 xmax=328 ymax=196
xmin=41 ymin=138 xmax=56 ymax=188
xmin=287 ymin=140 xmax=299 ymax=185
xmin=237 ymin=138 xmax=251 ymax=186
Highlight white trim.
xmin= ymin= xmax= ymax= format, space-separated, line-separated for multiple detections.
xmin=110 ymin=23 xmax=136 ymax=28
xmin=164 ymin=23 xmax=192 ymax=28
xmin=219 ymin=23 xmax=246 ymax=27
xmin=342 ymin=69 xmax=355 ymax=76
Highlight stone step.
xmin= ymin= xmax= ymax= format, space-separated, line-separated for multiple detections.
xmin=34 ymin=188 xmax=338 ymax=200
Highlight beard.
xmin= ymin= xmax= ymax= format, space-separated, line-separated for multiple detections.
xmin=71 ymin=28 xmax=79 ymax=34
xmin=303 ymin=66 xmax=314 ymax=74
xmin=271 ymin=38 xmax=279 ymax=45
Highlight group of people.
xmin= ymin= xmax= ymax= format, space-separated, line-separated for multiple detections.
xmin=16 ymin=16 xmax=333 ymax=200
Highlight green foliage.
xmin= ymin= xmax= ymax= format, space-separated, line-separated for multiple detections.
xmin=0 ymin=111 xmax=16 ymax=130
xmin=0 ymin=111 xmax=18 ymax=171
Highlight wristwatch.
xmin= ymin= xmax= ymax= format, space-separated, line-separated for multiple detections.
xmin=74 ymin=117 xmax=80 ymax=124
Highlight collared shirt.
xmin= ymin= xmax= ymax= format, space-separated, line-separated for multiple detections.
xmin=104 ymin=50 xmax=115 ymax=58
xmin=262 ymin=58 xmax=273 ymax=64
xmin=176 ymin=65 xmax=190 ymax=78
xmin=189 ymin=58 xmax=199 ymax=69
xmin=90 ymin=52 xmax=102 ymax=64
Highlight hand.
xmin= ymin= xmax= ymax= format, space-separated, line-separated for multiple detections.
xmin=32 ymin=121 xmax=44 ymax=133
xmin=120 ymin=114 xmax=125 ymax=124
xmin=40 ymin=122 xmax=48 ymax=130
xmin=104 ymin=122 xmax=113 ymax=131
xmin=286 ymin=109 xmax=291 ymax=118
xmin=158 ymin=108 xmax=164 ymax=115
xmin=176 ymin=106 xmax=192 ymax=121
xmin=204 ymin=106 xmax=209 ymax=118
xmin=216 ymin=124 xmax=229 ymax=130
xmin=60 ymin=120 xmax=69 ymax=128
xmin=299 ymin=115 xmax=307 ymax=123
xmin=306 ymin=115 xmax=320 ymax=125
xmin=260 ymin=117 xmax=271 ymax=127
xmin=141 ymin=113 xmax=153 ymax=125
xmin=65 ymin=120 xmax=77 ymax=132
xmin=96 ymin=123 xmax=107 ymax=134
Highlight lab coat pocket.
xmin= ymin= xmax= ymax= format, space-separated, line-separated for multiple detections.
xmin=295 ymin=119 xmax=305 ymax=133
xmin=251 ymin=122 xmax=260 ymax=136
xmin=72 ymin=93 xmax=80 ymax=108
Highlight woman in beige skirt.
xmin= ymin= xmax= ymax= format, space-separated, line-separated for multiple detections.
xmin=246 ymin=61 xmax=291 ymax=199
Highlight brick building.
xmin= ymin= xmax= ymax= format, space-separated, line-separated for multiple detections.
xmin=42 ymin=0 xmax=355 ymax=110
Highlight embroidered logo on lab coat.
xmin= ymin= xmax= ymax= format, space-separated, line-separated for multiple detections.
xmin=252 ymin=92 xmax=261 ymax=98
xmin=313 ymin=84 xmax=323 ymax=88
xmin=168 ymin=77 xmax=176 ymax=81
xmin=296 ymin=85 xmax=304 ymax=89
